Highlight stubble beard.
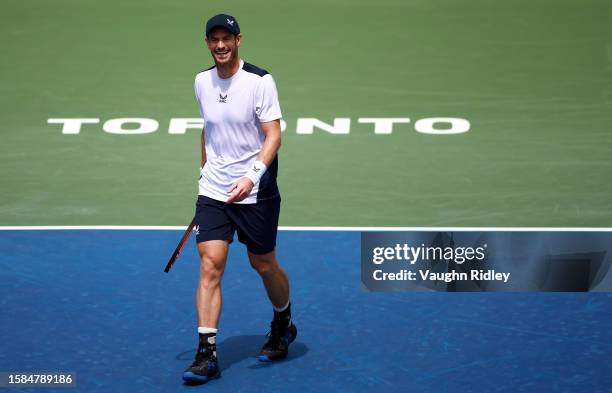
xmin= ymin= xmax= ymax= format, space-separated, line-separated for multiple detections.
xmin=213 ymin=48 xmax=239 ymax=72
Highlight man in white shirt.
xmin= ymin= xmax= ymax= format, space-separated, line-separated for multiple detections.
xmin=182 ymin=14 xmax=297 ymax=384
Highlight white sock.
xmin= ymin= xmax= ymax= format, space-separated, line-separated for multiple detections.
xmin=197 ymin=327 xmax=217 ymax=355
xmin=273 ymin=300 xmax=290 ymax=313
xmin=198 ymin=327 xmax=218 ymax=344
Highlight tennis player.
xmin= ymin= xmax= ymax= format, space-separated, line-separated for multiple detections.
xmin=182 ymin=14 xmax=297 ymax=384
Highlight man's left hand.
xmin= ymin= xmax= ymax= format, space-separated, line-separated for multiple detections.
xmin=227 ymin=177 xmax=254 ymax=203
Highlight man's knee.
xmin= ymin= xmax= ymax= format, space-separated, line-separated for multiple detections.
xmin=198 ymin=241 xmax=228 ymax=286
xmin=200 ymin=255 xmax=224 ymax=284
xmin=249 ymin=251 xmax=278 ymax=277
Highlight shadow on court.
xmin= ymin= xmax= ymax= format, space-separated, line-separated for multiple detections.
xmin=175 ymin=335 xmax=309 ymax=371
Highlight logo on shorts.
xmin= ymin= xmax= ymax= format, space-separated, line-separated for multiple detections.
xmin=218 ymin=93 xmax=228 ymax=103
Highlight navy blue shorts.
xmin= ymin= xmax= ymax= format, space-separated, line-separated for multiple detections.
xmin=194 ymin=195 xmax=281 ymax=255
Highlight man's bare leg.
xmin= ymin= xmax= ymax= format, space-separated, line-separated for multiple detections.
xmin=247 ymin=250 xmax=289 ymax=309
xmin=248 ymin=250 xmax=296 ymax=362
xmin=196 ymin=240 xmax=229 ymax=328
xmin=184 ymin=240 xmax=228 ymax=383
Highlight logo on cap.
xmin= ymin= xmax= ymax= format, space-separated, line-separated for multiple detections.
xmin=206 ymin=14 xmax=240 ymax=36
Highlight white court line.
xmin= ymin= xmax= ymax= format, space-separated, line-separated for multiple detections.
xmin=0 ymin=226 xmax=611 ymax=231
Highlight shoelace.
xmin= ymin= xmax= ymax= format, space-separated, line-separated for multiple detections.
xmin=191 ymin=346 xmax=214 ymax=367
xmin=266 ymin=320 xmax=288 ymax=346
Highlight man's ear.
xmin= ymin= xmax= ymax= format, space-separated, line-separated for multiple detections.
xmin=236 ymin=33 xmax=243 ymax=47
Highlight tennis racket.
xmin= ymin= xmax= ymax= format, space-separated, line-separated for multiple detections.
xmin=164 ymin=216 xmax=197 ymax=273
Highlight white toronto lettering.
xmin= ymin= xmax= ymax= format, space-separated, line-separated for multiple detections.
xmin=168 ymin=118 xmax=204 ymax=134
xmin=296 ymin=118 xmax=351 ymax=134
xmin=358 ymin=118 xmax=411 ymax=134
xmin=103 ymin=118 xmax=158 ymax=135
xmin=47 ymin=118 xmax=100 ymax=135
xmin=414 ymin=117 xmax=470 ymax=135
xmin=48 ymin=117 xmax=472 ymax=135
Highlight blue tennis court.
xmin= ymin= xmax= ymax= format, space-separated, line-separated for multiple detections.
xmin=1 ymin=230 xmax=611 ymax=392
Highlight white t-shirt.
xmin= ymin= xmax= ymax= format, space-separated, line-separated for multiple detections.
xmin=195 ymin=59 xmax=282 ymax=204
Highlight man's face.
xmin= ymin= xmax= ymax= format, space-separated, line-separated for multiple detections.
xmin=205 ymin=27 xmax=241 ymax=65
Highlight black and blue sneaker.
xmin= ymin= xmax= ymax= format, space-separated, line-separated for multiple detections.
xmin=258 ymin=319 xmax=298 ymax=362
xmin=183 ymin=334 xmax=221 ymax=384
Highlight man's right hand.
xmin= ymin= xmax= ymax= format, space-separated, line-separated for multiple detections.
xmin=226 ymin=177 xmax=254 ymax=204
